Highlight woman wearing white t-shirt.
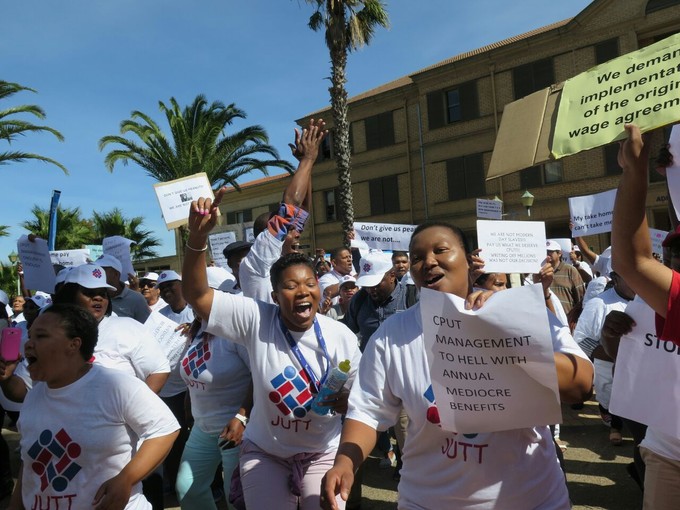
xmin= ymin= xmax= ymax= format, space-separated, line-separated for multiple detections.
xmin=181 ymin=190 xmax=361 ymax=510
xmin=54 ymin=263 xmax=170 ymax=392
xmin=321 ymin=222 xmax=594 ymax=510
xmin=8 ymin=303 xmax=179 ymax=510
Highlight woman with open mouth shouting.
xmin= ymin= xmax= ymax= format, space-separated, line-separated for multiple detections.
xmin=181 ymin=189 xmax=361 ymax=510
xmin=321 ymin=222 xmax=594 ymax=510
xmin=8 ymin=303 xmax=179 ymax=510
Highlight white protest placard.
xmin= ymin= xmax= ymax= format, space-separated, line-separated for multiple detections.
xmin=476 ymin=220 xmax=546 ymax=274
xmin=17 ymin=236 xmax=56 ymax=294
xmin=85 ymin=244 xmax=104 ymax=260
xmin=244 ymin=227 xmax=255 ymax=243
xmin=354 ymin=222 xmax=416 ymax=251
xmin=49 ymin=249 xmax=91 ymax=267
xmin=610 ymin=299 xmax=680 ymax=436
xmin=420 ymin=285 xmax=561 ymax=433
xmin=476 ymin=199 xmax=503 ymax=220
xmin=153 ymin=173 xmax=216 ymax=230
xmin=103 ymin=236 xmax=135 ymax=278
xmin=666 ymin=125 xmax=680 ymax=221
xmin=143 ymin=312 xmax=189 ymax=370
xmin=650 ymin=228 xmax=668 ymax=258
xmin=552 ymin=238 xmax=573 ymax=265
xmin=569 ymin=189 xmax=617 ymax=237
xmin=208 ymin=231 xmax=237 ymax=269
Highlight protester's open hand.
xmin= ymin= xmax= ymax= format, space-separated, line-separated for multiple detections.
xmin=465 ymin=289 xmax=494 ymax=310
xmin=468 ymin=248 xmax=485 ymax=283
xmin=127 ymin=273 xmax=139 ymax=292
xmin=618 ymin=124 xmax=649 ymax=173
xmin=93 ymin=472 xmax=132 ymax=510
xmin=187 ymin=188 xmax=226 ymax=240
xmin=288 ymin=118 xmax=327 ymax=161
xmin=175 ymin=322 xmax=192 ymax=337
xmin=321 ymin=464 xmax=353 ymax=510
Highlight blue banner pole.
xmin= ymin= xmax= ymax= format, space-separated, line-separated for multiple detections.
xmin=47 ymin=190 xmax=61 ymax=251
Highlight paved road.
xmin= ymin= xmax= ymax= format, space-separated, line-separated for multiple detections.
xmin=1 ymin=400 xmax=643 ymax=509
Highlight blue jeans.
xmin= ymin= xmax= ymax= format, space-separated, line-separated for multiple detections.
xmin=176 ymin=426 xmax=240 ymax=510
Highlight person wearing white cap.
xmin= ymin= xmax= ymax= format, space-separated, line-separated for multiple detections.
xmin=546 ymin=239 xmax=586 ymax=317
xmin=97 ymin=254 xmax=151 ymax=323
xmin=343 ymin=250 xmax=414 ymax=351
xmin=139 ymin=272 xmax=167 ymax=312
xmin=325 ymin=276 xmax=358 ymax=321
xmin=53 ymin=263 xmax=170 ymax=393
xmin=569 ymin=245 xmax=593 ymax=283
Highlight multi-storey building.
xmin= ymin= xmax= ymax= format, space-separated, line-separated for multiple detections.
xmin=212 ymin=0 xmax=680 ymax=257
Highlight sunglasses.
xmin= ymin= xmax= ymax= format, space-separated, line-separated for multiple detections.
xmin=80 ymin=288 xmax=110 ymax=299
xmin=139 ymin=281 xmax=155 ymax=288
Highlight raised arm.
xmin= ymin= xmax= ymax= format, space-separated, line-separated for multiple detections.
xmin=284 ymin=118 xmax=327 ymax=208
xmin=182 ymin=189 xmax=224 ymax=320
xmin=611 ymin=124 xmax=672 ymax=316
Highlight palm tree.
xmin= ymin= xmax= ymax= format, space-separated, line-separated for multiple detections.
xmin=305 ymin=0 xmax=388 ymax=246
xmin=0 ymin=263 xmax=18 ymax=300
xmin=91 ymin=208 xmax=161 ymax=261
xmin=99 ymin=95 xmax=294 ymax=190
xmin=22 ymin=205 xmax=93 ymax=250
xmin=0 ymin=226 xmax=8 ymax=237
xmin=0 ymin=81 xmax=67 ymax=173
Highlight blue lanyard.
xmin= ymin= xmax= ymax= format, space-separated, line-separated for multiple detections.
xmin=278 ymin=312 xmax=331 ymax=394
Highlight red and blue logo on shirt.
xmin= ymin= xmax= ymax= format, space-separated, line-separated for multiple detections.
xmin=182 ymin=339 xmax=211 ymax=378
xmin=27 ymin=428 xmax=82 ymax=492
xmin=269 ymin=366 xmax=314 ymax=418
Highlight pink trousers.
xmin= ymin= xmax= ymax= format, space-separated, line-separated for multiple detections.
xmin=239 ymin=439 xmax=346 ymax=510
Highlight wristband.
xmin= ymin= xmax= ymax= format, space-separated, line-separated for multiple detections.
xmin=186 ymin=242 xmax=208 ymax=252
xmin=234 ymin=413 xmax=248 ymax=428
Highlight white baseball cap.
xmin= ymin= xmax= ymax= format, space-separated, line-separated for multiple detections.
xmin=156 ymin=270 xmax=181 ymax=287
xmin=55 ymin=267 xmax=74 ymax=285
xmin=206 ymin=266 xmax=235 ymax=290
xmin=546 ymin=240 xmax=562 ymax=252
xmin=139 ymin=272 xmax=160 ymax=282
xmin=356 ymin=250 xmax=393 ymax=288
xmin=27 ymin=292 xmax=52 ymax=309
xmin=338 ymin=275 xmax=358 ymax=289
xmin=96 ymin=254 xmax=123 ymax=275
xmin=65 ymin=263 xmax=116 ymax=290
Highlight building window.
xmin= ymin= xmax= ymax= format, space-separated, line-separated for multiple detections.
xmin=603 ymin=144 xmax=621 ymax=175
xmin=595 ymin=38 xmax=619 ymax=64
xmin=369 ymin=175 xmax=400 ymax=215
xmin=646 ymin=0 xmax=680 ymax=14
xmin=364 ymin=111 xmax=395 ymax=151
xmin=324 ymin=189 xmax=341 ymax=222
xmin=427 ymin=81 xmax=479 ymax=129
xmin=520 ymin=161 xmax=563 ymax=188
xmin=513 ymin=58 xmax=555 ymax=99
xmin=226 ymin=209 xmax=252 ymax=224
xmin=446 ymin=153 xmax=486 ymax=201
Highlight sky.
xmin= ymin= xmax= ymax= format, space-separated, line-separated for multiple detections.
xmin=1 ymin=0 xmax=593 ymax=264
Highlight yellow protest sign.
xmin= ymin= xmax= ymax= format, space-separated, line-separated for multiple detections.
xmin=552 ymin=33 xmax=680 ymax=159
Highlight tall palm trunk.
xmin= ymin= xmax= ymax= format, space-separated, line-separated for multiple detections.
xmin=328 ymin=4 xmax=354 ymax=248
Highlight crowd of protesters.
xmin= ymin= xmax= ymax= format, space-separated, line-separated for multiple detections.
xmin=0 ymin=122 xmax=677 ymax=510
